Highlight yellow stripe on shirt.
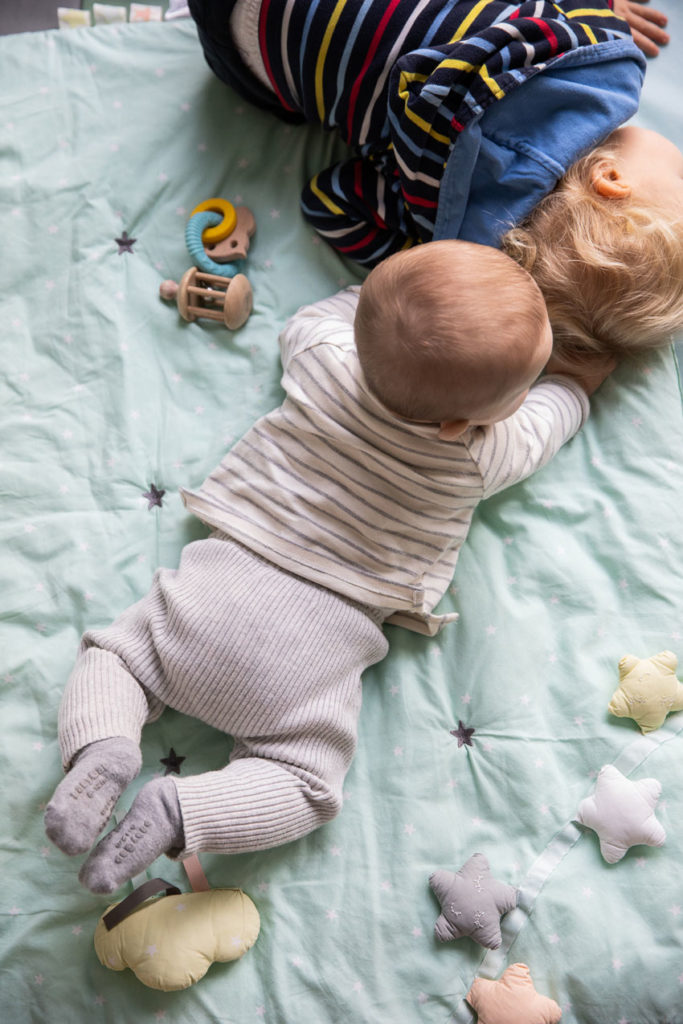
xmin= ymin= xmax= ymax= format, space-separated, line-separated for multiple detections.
xmin=315 ymin=0 xmax=348 ymax=120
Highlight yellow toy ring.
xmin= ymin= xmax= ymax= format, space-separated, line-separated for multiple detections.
xmin=190 ymin=198 xmax=237 ymax=245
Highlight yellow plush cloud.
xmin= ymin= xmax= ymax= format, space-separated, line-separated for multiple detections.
xmin=94 ymin=887 xmax=260 ymax=991
xmin=608 ymin=651 xmax=683 ymax=733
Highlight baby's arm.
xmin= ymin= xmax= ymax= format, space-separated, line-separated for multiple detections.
xmin=612 ymin=0 xmax=670 ymax=56
xmin=468 ymin=353 xmax=615 ymax=498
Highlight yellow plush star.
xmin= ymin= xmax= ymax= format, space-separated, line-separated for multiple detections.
xmin=608 ymin=651 xmax=683 ymax=733
xmin=467 ymin=963 xmax=562 ymax=1024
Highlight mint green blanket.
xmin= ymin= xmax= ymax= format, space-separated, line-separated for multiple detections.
xmin=1 ymin=11 xmax=683 ymax=1023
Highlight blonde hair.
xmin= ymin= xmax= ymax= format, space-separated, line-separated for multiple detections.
xmin=501 ymin=141 xmax=683 ymax=367
xmin=354 ymin=239 xmax=549 ymax=422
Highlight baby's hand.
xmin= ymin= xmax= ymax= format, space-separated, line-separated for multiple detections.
xmin=546 ymin=352 xmax=618 ymax=397
xmin=612 ymin=0 xmax=670 ymax=57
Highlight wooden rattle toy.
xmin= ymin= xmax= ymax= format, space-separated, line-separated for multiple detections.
xmin=160 ymin=198 xmax=256 ymax=331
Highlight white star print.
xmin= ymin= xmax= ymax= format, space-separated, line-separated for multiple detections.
xmin=612 ymin=958 xmax=623 ymax=971
xmin=412 ymin=926 xmax=423 ymax=937
xmin=326 ymin=909 xmax=338 ymax=921
xmin=404 ymin=823 xmax=416 ymax=835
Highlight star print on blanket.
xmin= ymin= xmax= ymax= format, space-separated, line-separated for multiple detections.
xmin=608 ymin=651 xmax=683 ymax=733
xmin=576 ymin=764 xmax=666 ymax=863
xmin=466 ymin=963 xmax=562 ymax=1024
xmin=429 ymin=853 xmax=518 ymax=949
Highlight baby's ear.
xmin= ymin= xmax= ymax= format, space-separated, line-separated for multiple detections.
xmin=590 ymin=159 xmax=632 ymax=200
xmin=438 ymin=420 xmax=470 ymax=441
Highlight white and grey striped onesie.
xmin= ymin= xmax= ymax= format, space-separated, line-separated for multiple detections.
xmin=58 ymin=288 xmax=588 ymax=858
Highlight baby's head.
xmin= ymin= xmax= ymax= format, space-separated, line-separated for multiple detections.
xmin=354 ymin=240 xmax=552 ymax=439
xmin=502 ymin=126 xmax=683 ymax=368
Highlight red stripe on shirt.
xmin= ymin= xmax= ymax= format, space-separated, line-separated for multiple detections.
xmin=354 ymin=161 xmax=388 ymax=228
xmin=259 ymin=0 xmax=297 ymax=112
xmin=346 ymin=0 xmax=402 ymax=139
xmin=524 ymin=17 xmax=559 ymax=51
xmin=400 ymin=189 xmax=439 ymax=209
xmin=336 ymin=227 xmax=380 ymax=252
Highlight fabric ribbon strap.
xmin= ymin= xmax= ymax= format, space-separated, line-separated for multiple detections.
xmin=102 ymin=877 xmax=181 ymax=931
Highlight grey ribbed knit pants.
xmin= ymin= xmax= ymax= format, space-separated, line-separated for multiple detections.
xmin=58 ymin=533 xmax=389 ymax=857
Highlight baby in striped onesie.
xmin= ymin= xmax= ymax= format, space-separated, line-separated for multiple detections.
xmin=45 ymin=240 xmax=613 ymax=893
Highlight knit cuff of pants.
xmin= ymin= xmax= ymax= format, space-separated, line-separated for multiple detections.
xmin=58 ymin=534 xmax=389 ymax=857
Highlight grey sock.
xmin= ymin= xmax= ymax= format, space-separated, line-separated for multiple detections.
xmin=45 ymin=737 xmax=142 ymax=856
xmin=78 ymin=776 xmax=185 ymax=894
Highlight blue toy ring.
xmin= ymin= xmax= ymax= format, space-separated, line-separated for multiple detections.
xmin=185 ymin=211 xmax=241 ymax=278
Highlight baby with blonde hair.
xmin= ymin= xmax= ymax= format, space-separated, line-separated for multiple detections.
xmin=502 ymin=125 xmax=683 ymax=368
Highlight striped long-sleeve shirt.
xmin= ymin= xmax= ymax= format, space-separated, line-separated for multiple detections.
xmin=181 ymin=289 xmax=588 ymax=635
xmin=190 ymin=0 xmax=643 ymax=265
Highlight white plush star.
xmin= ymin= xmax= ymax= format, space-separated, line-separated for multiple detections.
xmin=576 ymin=765 xmax=665 ymax=863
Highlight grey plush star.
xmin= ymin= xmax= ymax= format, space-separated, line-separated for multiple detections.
xmin=115 ymin=230 xmax=136 ymax=254
xmin=450 ymin=720 xmax=475 ymax=747
xmin=430 ymin=853 xmax=518 ymax=949
xmin=142 ymin=484 xmax=165 ymax=509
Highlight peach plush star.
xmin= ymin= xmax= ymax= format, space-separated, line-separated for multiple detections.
xmin=608 ymin=651 xmax=683 ymax=733
xmin=576 ymin=764 xmax=665 ymax=863
xmin=466 ymin=963 xmax=562 ymax=1024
